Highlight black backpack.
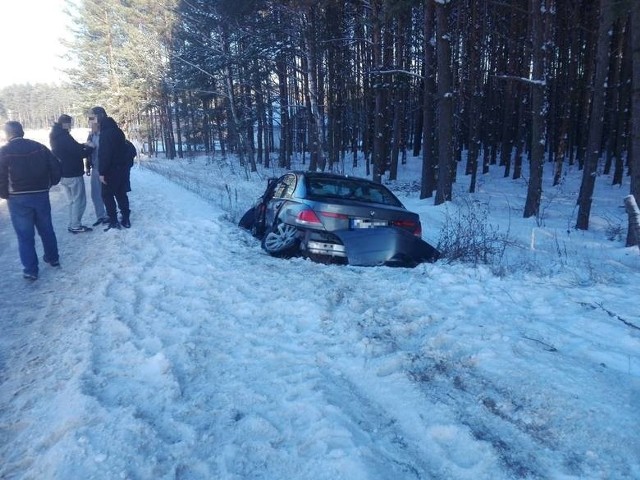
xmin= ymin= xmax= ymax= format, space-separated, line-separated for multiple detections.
xmin=125 ymin=140 xmax=137 ymax=168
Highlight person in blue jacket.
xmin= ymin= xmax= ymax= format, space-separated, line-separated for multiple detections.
xmin=49 ymin=114 xmax=94 ymax=233
xmin=0 ymin=121 xmax=62 ymax=280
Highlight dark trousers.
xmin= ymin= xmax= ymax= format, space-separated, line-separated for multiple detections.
xmin=101 ymin=168 xmax=130 ymax=223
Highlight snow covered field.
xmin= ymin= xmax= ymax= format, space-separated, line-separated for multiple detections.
xmin=1 ymin=132 xmax=639 ymax=479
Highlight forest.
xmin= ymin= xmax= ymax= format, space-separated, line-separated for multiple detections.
xmin=1 ymin=0 xmax=639 ymax=237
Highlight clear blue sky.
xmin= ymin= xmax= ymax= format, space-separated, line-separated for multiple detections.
xmin=0 ymin=0 xmax=72 ymax=87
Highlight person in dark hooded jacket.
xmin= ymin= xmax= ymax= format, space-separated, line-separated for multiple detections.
xmin=49 ymin=114 xmax=94 ymax=233
xmin=90 ymin=106 xmax=131 ymax=229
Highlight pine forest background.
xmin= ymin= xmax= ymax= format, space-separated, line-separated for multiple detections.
xmin=1 ymin=0 xmax=640 ymax=238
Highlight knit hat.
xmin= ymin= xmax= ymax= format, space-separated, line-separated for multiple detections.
xmin=57 ymin=114 xmax=72 ymax=125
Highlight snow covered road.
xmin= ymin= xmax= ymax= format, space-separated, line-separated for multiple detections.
xmin=1 ymin=166 xmax=638 ymax=479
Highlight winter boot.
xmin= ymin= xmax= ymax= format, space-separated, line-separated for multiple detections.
xmin=121 ymin=210 xmax=131 ymax=229
xmin=104 ymin=217 xmax=121 ymax=231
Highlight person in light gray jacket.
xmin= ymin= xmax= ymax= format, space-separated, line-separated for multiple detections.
xmin=85 ymin=115 xmax=108 ymax=226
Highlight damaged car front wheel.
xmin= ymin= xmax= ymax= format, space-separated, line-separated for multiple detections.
xmin=261 ymin=222 xmax=300 ymax=257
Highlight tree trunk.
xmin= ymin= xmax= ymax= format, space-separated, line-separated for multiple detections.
xmin=276 ymin=49 xmax=291 ymax=169
xmin=466 ymin=0 xmax=482 ymax=194
xmin=552 ymin=3 xmax=575 ymax=186
xmin=603 ymin=20 xmax=626 ymax=177
xmin=500 ymin=7 xmax=523 ymax=179
xmin=512 ymin=91 xmax=527 ymax=180
xmin=434 ymin=0 xmax=454 ymax=205
xmin=388 ymin=9 xmax=410 ymax=181
xmin=174 ymin=90 xmax=183 ymax=159
xmin=371 ymin=0 xmax=385 ymax=183
xmin=628 ymin=0 xmax=640 ymax=246
xmin=523 ymin=0 xmax=546 ymax=219
xmin=163 ymin=94 xmax=176 ymax=159
xmin=624 ymin=195 xmax=640 ymax=249
xmin=301 ymin=7 xmax=325 ymax=172
xmin=613 ymin=24 xmax=631 ymax=187
xmin=576 ymin=0 xmax=613 ymax=230
xmin=420 ymin=1 xmax=437 ymax=199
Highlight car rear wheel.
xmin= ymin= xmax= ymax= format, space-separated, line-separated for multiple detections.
xmin=261 ymin=222 xmax=300 ymax=257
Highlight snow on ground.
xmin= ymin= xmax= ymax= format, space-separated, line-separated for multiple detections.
xmin=1 ymin=132 xmax=639 ymax=479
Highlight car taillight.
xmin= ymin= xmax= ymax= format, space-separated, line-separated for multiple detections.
xmin=392 ymin=219 xmax=422 ymax=237
xmin=296 ymin=209 xmax=323 ymax=225
xmin=321 ymin=211 xmax=348 ymax=219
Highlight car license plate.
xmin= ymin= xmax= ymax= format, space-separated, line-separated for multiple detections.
xmin=350 ymin=218 xmax=388 ymax=229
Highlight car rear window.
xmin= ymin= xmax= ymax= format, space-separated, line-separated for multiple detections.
xmin=305 ymin=177 xmax=403 ymax=207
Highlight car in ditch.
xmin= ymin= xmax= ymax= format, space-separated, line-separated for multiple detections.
xmin=238 ymin=171 xmax=440 ymax=267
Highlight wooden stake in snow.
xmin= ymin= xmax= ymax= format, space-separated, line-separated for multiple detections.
xmin=624 ymin=195 xmax=640 ymax=250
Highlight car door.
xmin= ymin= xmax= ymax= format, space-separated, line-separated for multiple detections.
xmin=264 ymin=174 xmax=297 ymax=227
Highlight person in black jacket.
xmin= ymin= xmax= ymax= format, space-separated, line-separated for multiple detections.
xmin=49 ymin=114 xmax=94 ymax=233
xmin=90 ymin=106 xmax=131 ymax=229
xmin=0 ymin=121 xmax=62 ymax=280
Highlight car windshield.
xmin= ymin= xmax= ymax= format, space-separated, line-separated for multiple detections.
xmin=305 ymin=176 xmax=403 ymax=207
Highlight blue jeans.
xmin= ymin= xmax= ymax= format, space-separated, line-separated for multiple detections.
xmin=7 ymin=192 xmax=59 ymax=276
